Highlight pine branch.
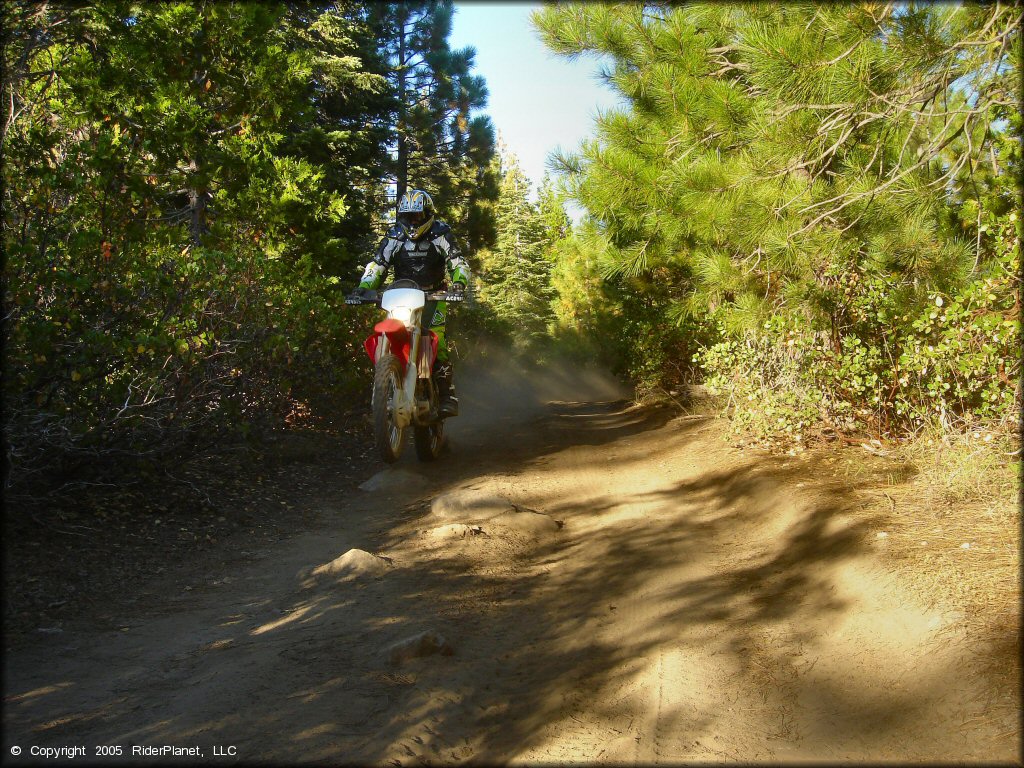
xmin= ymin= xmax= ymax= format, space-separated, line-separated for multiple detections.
xmin=788 ymin=117 xmax=973 ymax=240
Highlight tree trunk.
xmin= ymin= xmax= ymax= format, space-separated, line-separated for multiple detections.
xmin=395 ymin=4 xmax=408 ymax=201
xmin=187 ymin=159 xmax=207 ymax=246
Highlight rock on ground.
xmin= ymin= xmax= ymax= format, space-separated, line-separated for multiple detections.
xmin=359 ymin=469 xmax=429 ymax=493
xmin=309 ymin=548 xmax=392 ymax=582
xmin=386 ymin=630 xmax=453 ymax=666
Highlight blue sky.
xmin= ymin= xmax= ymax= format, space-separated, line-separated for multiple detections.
xmin=449 ymin=2 xmax=624 ymax=201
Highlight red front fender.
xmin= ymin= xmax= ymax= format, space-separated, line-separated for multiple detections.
xmin=364 ymin=319 xmax=412 ymax=371
xmin=363 ymin=323 xmax=438 ymax=375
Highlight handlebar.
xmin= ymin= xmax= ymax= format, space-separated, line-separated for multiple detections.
xmin=345 ymin=287 xmax=465 ymax=305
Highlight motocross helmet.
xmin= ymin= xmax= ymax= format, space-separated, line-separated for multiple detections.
xmin=397 ymin=189 xmax=434 ymax=240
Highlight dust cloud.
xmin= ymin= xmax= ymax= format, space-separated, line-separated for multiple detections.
xmin=452 ymin=343 xmax=631 ymax=433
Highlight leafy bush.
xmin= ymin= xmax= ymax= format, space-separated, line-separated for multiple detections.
xmin=697 ymin=213 xmax=1020 ymax=445
xmin=1 ymin=3 xmax=366 ymax=497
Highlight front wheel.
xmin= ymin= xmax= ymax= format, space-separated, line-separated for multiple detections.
xmin=414 ymin=379 xmax=446 ymax=461
xmin=373 ymin=354 xmax=406 ymax=463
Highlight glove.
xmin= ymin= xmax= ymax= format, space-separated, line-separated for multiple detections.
xmin=450 ymin=282 xmax=466 ymax=296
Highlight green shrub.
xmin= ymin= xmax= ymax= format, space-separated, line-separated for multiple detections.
xmin=697 ymin=213 xmax=1020 ymax=444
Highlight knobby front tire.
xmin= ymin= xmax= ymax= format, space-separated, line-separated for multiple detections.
xmin=373 ymin=354 xmax=405 ymax=463
xmin=413 ymin=379 xmax=446 ymax=462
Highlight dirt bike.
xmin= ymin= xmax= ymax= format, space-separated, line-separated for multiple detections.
xmin=346 ymin=279 xmax=464 ymax=463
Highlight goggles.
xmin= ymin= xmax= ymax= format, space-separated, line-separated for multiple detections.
xmin=399 ymin=210 xmax=427 ymax=228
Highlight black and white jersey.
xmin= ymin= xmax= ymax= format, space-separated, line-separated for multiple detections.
xmin=359 ymin=220 xmax=469 ymax=291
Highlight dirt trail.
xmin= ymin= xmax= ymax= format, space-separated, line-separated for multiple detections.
xmin=3 ymin=361 xmax=1018 ymax=764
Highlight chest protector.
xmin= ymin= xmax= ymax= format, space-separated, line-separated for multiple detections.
xmin=394 ymin=236 xmax=445 ymax=288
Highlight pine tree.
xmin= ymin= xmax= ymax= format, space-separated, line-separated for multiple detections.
xmin=369 ymin=1 xmax=498 ymax=250
xmin=477 ymin=150 xmax=557 ymax=343
xmin=535 ymin=173 xmax=572 ymax=328
xmin=533 ymin=2 xmax=1020 ymax=423
xmin=281 ymin=1 xmax=395 ymax=274
xmin=533 ymin=3 xmax=1020 ymax=336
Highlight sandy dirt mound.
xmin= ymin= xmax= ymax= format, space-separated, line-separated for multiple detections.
xmin=426 ymin=523 xmax=484 ymax=540
xmin=430 ymin=489 xmax=514 ymax=521
xmin=304 ymin=548 xmax=393 ymax=583
xmin=430 ymin=489 xmax=561 ymax=538
xmin=3 ymin=357 xmax=1017 ymax=764
xmin=488 ymin=508 xmax=562 ymax=536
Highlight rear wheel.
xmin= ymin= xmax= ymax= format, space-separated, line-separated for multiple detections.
xmin=414 ymin=379 xmax=446 ymax=461
xmin=373 ymin=354 xmax=405 ymax=463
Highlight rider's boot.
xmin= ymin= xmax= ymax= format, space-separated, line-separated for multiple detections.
xmin=434 ymin=361 xmax=459 ymax=418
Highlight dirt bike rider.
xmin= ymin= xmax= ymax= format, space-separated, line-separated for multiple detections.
xmin=352 ymin=189 xmax=469 ymax=418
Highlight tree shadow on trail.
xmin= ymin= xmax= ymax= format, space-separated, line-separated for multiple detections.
xmin=328 ymin=406 xmax=892 ymax=762
xmin=434 ymin=467 xmax=882 ymax=762
xmin=6 ymin=397 xmax=928 ymax=764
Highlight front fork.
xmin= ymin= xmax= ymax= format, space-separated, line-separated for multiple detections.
xmin=375 ymin=325 xmax=427 ymax=428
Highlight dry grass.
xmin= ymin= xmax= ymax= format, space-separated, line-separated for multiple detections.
xmin=899 ymin=424 xmax=1020 ymax=506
